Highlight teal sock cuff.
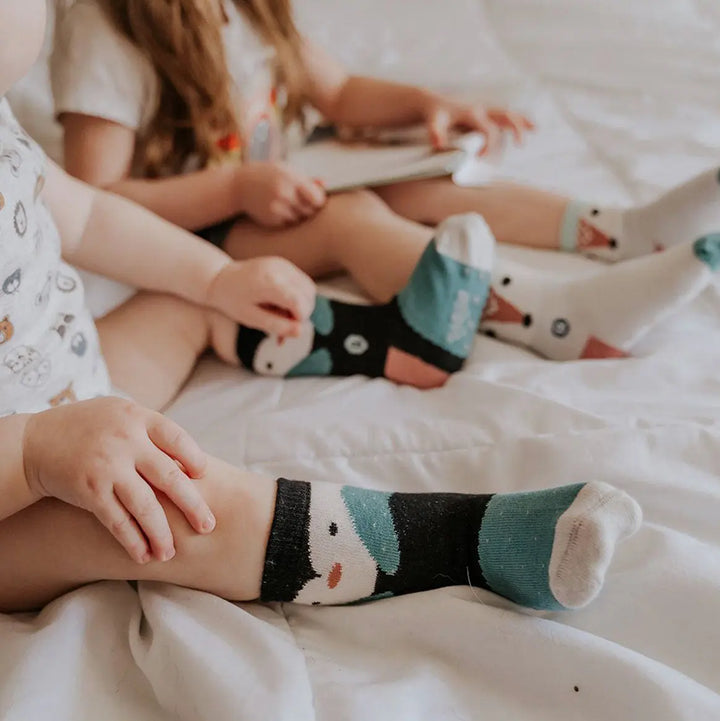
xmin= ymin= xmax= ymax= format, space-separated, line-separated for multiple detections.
xmin=559 ymin=201 xmax=588 ymax=253
xmin=693 ymin=234 xmax=720 ymax=271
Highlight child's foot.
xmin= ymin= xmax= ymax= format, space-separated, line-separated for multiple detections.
xmin=260 ymin=479 xmax=641 ymax=610
xmin=480 ymin=234 xmax=720 ymax=359
xmin=236 ymin=214 xmax=494 ymax=388
xmin=560 ymin=167 xmax=720 ymax=261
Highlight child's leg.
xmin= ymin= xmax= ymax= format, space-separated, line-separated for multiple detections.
xmin=0 ymin=457 xmax=274 ymax=612
xmin=374 ymin=178 xmax=569 ymax=251
xmin=235 ymin=214 xmax=494 ymax=388
xmin=96 ymin=292 xmax=238 ymax=410
xmin=223 ymin=189 xmax=435 ymax=303
xmin=0 ymin=455 xmax=641 ymax=613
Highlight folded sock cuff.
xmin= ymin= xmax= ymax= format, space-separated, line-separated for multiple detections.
xmin=559 ymin=200 xmax=588 ymax=252
xmin=260 ymin=479 xmax=316 ymax=603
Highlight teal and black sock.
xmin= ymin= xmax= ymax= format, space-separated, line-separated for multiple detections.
xmin=260 ymin=479 xmax=641 ymax=611
xmin=236 ymin=213 xmax=494 ymax=389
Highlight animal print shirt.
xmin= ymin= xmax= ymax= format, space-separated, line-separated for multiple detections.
xmin=0 ymin=98 xmax=110 ymax=415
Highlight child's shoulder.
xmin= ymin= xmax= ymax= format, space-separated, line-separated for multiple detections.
xmin=54 ymin=0 xmax=151 ymax=74
xmin=52 ymin=0 xmax=158 ymax=130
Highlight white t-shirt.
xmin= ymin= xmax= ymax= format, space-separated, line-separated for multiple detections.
xmin=52 ymin=0 xmax=284 ymax=171
xmin=0 ymin=98 xmax=110 ymax=415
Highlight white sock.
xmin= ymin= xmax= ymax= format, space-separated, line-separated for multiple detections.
xmin=480 ymin=236 xmax=720 ymax=360
xmin=549 ymin=481 xmax=642 ymax=609
xmin=560 ymin=167 xmax=720 ymax=261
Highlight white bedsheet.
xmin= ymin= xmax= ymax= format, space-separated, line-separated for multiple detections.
xmin=3 ymin=1 xmax=720 ymax=719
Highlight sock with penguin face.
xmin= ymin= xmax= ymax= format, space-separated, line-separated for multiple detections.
xmin=479 ymin=235 xmax=720 ymax=360
xmin=560 ymin=167 xmax=720 ymax=261
xmin=236 ymin=214 xmax=494 ymax=389
xmin=260 ymin=479 xmax=641 ymax=611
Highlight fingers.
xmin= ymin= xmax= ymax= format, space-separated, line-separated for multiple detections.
xmin=427 ymin=108 xmax=452 ymax=149
xmin=146 ymin=414 xmax=207 ymax=479
xmin=94 ymin=493 xmax=152 ymax=564
xmin=243 ymin=305 xmax=305 ymax=337
xmin=487 ymin=109 xmax=536 ymax=144
xmin=470 ymin=109 xmax=503 ymax=157
xmin=268 ymin=200 xmax=301 ymax=227
xmin=136 ymin=451 xmax=215 ymax=536
xmin=297 ymin=177 xmax=326 ymax=210
xmin=260 ymin=261 xmax=316 ymax=322
xmin=114 ymin=477 xmax=176 ymax=562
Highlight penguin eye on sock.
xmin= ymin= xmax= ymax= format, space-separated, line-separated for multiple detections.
xmin=329 ymin=522 xmax=338 ymax=536
xmin=590 ymin=208 xmax=599 ymax=216
xmin=551 ymin=318 xmax=571 ymax=337
xmin=266 ymin=362 xmax=273 ymax=371
xmin=609 ymin=238 xmax=618 ymax=249
xmin=523 ymin=314 xmax=533 ymax=327
xmin=502 ymin=276 xmax=512 ymax=286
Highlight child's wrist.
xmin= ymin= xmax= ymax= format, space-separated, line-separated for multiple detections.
xmin=231 ymin=164 xmax=253 ymax=215
xmin=17 ymin=413 xmax=43 ymax=507
xmin=205 ymin=258 xmax=240 ymax=312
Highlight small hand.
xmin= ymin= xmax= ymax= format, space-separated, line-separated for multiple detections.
xmin=208 ymin=257 xmax=317 ymax=337
xmin=422 ymin=96 xmax=535 ymax=156
xmin=23 ymin=398 xmax=214 ymax=564
xmin=235 ymin=162 xmax=326 ymax=228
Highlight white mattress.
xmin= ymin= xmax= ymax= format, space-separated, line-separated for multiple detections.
xmin=3 ymin=1 xmax=720 ymax=719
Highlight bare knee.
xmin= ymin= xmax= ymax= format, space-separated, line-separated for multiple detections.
xmin=316 ymin=188 xmax=393 ymax=229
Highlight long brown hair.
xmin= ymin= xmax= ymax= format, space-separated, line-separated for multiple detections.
xmin=97 ymin=0 xmax=306 ymax=176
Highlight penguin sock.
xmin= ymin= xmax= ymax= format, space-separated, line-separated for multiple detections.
xmin=480 ymin=235 xmax=720 ymax=360
xmin=236 ymin=213 xmax=495 ymax=389
xmin=560 ymin=167 xmax=720 ymax=261
xmin=260 ymin=479 xmax=642 ymax=610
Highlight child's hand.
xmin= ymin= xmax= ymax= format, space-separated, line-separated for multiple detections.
xmin=235 ymin=162 xmax=326 ymax=228
xmin=208 ymin=257 xmax=317 ymax=337
xmin=23 ymin=398 xmax=215 ymax=564
xmin=421 ymin=96 xmax=535 ymax=156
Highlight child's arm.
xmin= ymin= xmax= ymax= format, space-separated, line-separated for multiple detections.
xmin=44 ymin=160 xmax=316 ymax=337
xmin=0 ymin=398 xmax=216 ymax=564
xmin=0 ymin=414 xmax=36 ymax=520
xmin=302 ymin=42 xmax=534 ymax=154
xmin=62 ymin=114 xmax=325 ymax=230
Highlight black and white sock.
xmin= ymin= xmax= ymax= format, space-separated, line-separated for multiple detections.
xmin=260 ymin=479 xmax=641 ymax=611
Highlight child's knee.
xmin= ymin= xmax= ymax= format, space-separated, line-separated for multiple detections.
xmin=321 ymin=188 xmax=391 ymax=223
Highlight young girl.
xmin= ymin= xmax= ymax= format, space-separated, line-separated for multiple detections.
xmin=0 ymin=0 xmax=643 ymax=614
xmin=51 ymin=0 xmax=720 ymax=374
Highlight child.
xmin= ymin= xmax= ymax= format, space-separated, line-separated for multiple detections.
xmin=51 ymin=0 xmax=720 ymax=374
xmin=0 ymin=0 xmax=643 ymax=614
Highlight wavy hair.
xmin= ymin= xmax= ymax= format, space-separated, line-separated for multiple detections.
xmin=96 ymin=0 xmax=306 ymax=176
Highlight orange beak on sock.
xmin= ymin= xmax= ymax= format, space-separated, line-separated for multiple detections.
xmin=482 ymin=288 xmax=531 ymax=325
xmin=578 ymin=218 xmax=615 ymax=249
xmin=580 ymin=335 xmax=629 ymax=359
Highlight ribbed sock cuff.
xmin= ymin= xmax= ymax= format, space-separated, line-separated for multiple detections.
xmin=559 ymin=200 xmax=588 ymax=252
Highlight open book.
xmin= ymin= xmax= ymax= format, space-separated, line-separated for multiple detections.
xmin=287 ymin=127 xmax=498 ymax=193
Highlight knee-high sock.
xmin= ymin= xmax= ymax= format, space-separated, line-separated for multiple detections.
xmin=260 ymin=479 xmax=641 ymax=611
xmin=236 ymin=214 xmax=494 ymax=389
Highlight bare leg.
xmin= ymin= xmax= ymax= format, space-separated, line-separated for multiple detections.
xmin=374 ymin=178 xmax=569 ymax=250
xmin=0 ymin=456 xmax=276 ymax=612
xmin=96 ymin=292 xmax=238 ymax=410
xmin=224 ymin=189 xmax=434 ymax=303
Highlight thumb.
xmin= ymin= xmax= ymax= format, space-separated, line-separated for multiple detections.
xmin=427 ymin=108 xmax=452 ymax=149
